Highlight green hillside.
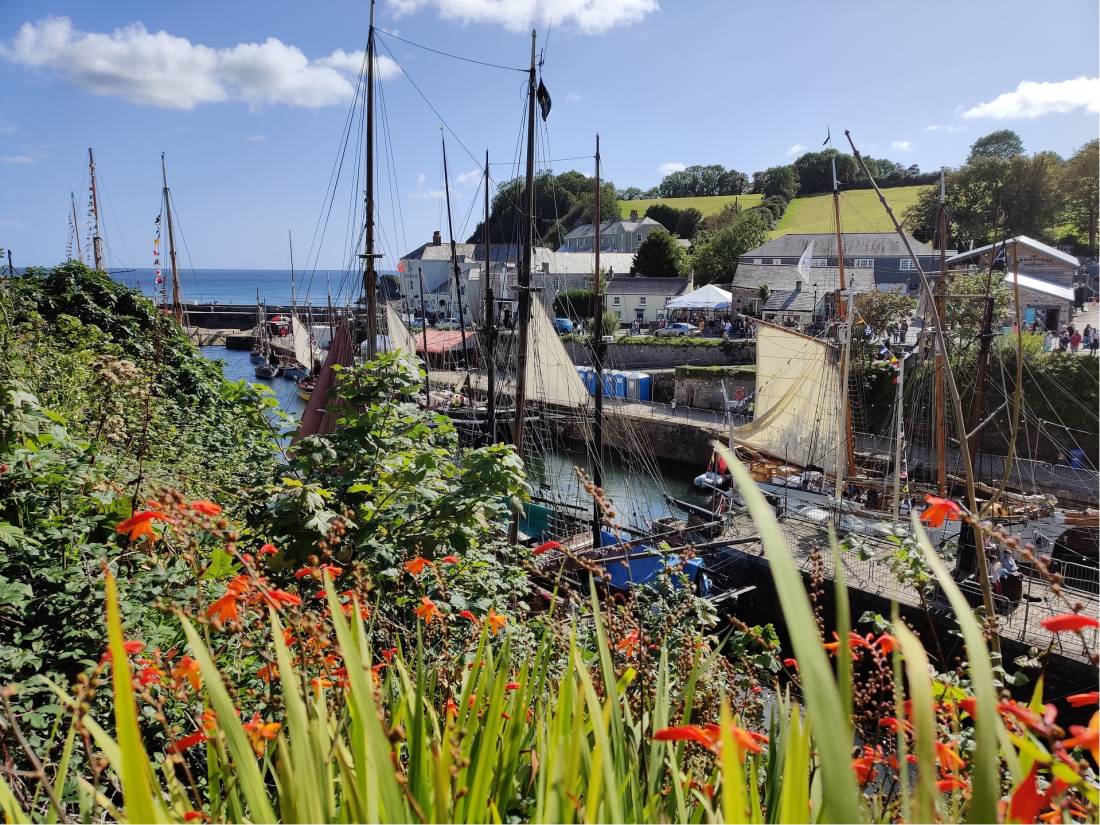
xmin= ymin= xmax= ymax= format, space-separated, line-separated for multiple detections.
xmin=616 ymin=185 xmax=931 ymax=237
xmin=617 ymin=193 xmax=762 ymax=217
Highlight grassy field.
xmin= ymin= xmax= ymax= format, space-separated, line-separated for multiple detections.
xmin=616 ymin=185 xmax=932 ymax=236
xmin=616 ymin=193 xmax=762 ymax=217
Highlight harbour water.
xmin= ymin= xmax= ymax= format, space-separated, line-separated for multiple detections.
xmin=200 ymin=345 xmax=708 ymax=522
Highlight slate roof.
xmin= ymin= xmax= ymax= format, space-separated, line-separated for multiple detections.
xmin=740 ymin=232 xmax=936 ymax=259
xmin=402 ymin=241 xmax=520 ymax=262
xmin=563 ymin=216 xmax=663 ymax=240
xmin=530 ymin=249 xmax=636 ymax=275
xmin=605 ymin=276 xmax=690 ymax=296
xmin=1008 ymin=271 xmax=1074 ymax=302
xmin=732 ymin=263 xmax=876 ymax=293
xmin=761 ymin=289 xmax=821 ymax=313
xmin=946 ymin=235 xmax=1080 ymax=268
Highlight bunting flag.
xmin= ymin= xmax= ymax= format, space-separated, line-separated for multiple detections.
xmin=823 ymin=127 xmax=831 ymax=146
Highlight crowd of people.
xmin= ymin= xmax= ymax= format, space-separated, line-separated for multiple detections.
xmin=1036 ymin=322 xmax=1098 ymax=354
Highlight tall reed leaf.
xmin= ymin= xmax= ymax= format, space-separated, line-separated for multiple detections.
xmin=894 ymin=621 xmax=939 ymax=821
xmin=718 ymin=443 xmax=863 ymax=822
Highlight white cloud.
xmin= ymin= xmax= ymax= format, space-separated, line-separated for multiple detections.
xmin=455 ymin=168 xmax=482 ymax=185
xmin=0 ymin=154 xmax=36 ymax=164
xmin=891 ymin=140 xmax=913 ymax=151
xmin=786 ymin=143 xmax=807 ymax=156
xmin=315 ymin=48 xmax=400 ymax=80
xmin=0 ymin=16 xmax=394 ymax=110
xmin=387 ymin=0 xmax=659 ymax=34
xmin=962 ymin=76 xmax=1100 ymax=120
xmin=412 ymin=189 xmax=447 ymax=200
xmin=564 ymin=90 xmax=582 ymax=103
xmin=416 ymin=172 xmax=427 ymax=185
xmin=924 ymin=123 xmax=964 ymax=133
xmin=244 ymin=134 xmax=266 ymax=142
xmin=658 ymin=161 xmax=686 ymax=176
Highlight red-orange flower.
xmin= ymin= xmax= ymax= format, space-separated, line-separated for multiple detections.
xmin=380 ymin=646 xmax=397 ymax=662
xmin=403 ymin=556 xmax=432 ymax=575
xmin=919 ymin=495 xmax=963 ymax=528
xmin=875 ymin=633 xmax=896 ymax=654
xmin=458 ymin=609 xmax=479 ymax=624
xmin=171 ymin=655 xmax=202 ymax=691
xmin=207 ymin=593 xmax=240 ymax=626
xmin=242 ymin=713 xmax=281 ymax=756
xmin=653 ymin=723 xmax=766 ymax=760
xmin=1063 ymin=712 xmax=1099 ymax=763
xmin=937 ymin=777 xmax=970 ymax=793
xmin=258 ymin=543 xmax=278 ymax=556
xmin=440 ymin=555 xmax=459 ymax=565
xmin=852 ymin=745 xmax=881 ymax=785
xmin=505 ymin=681 xmax=521 ymax=691
xmin=261 ymin=588 xmax=302 ymax=610
xmin=115 ymin=510 xmax=173 ymax=542
xmin=532 ymin=540 xmax=562 ymax=555
xmin=936 ymin=741 xmax=966 ymax=772
xmin=188 ymin=500 xmax=222 ymax=517
xmin=415 ymin=596 xmax=440 ymax=624
xmin=444 ymin=697 xmax=459 ymax=717
xmin=1067 ymin=691 xmax=1099 ymax=708
xmin=486 ymin=609 xmax=507 ymax=635
xmin=782 ymin=657 xmax=798 ymax=669
xmin=167 ymin=730 xmax=207 ymax=753
xmin=1041 ymin=613 xmax=1100 ymax=633
xmin=1009 ymin=763 xmax=1068 ymax=824
xmin=616 ymin=629 xmax=640 ymax=656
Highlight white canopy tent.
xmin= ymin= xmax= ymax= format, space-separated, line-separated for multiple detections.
xmin=665 ymin=283 xmax=733 ymax=311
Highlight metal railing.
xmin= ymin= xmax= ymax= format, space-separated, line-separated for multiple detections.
xmin=614 ymin=397 xmax=723 ymax=425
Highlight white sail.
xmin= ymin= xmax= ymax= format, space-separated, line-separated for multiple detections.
xmin=385 ymin=302 xmax=419 ymax=359
xmin=733 ymin=321 xmax=841 ymax=477
xmin=527 ymin=300 xmax=590 ymax=408
xmin=291 ymin=315 xmax=317 ymax=370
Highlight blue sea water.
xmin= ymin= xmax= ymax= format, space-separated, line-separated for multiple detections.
xmin=112 ymin=268 xmax=398 ymax=307
xmin=201 ymin=345 xmax=306 ymax=420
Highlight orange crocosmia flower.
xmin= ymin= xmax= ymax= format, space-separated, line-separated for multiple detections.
xmin=293 ymin=566 xmax=315 ymax=580
xmin=440 ymin=554 xmax=459 ymax=565
xmin=115 ymin=511 xmax=172 ymax=542
xmin=182 ymin=813 xmax=207 ymax=823
xmin=380 ymin=646 xmax=397 ymax=662
xmin=415 ymin=596 xmax=440 ymax=624
xmin=851 ymin=745 xmax=880 ymax=785
xmin=935 ymin=741 xmax=966 ymax=772
xmin=370 ymin=662 xmax=387 ymax=685
xmin=782 ymin=657 xmax=798 ymax=669
xmin=1009 ymin=763 xmax=1070 ymax=824
xmin=311 ymin=677 xmax=333 ymax=691
xmin=1041 ymin=613 xmax=1100 ymax=633
xmin=242 ymin=713 xmax=281 ymax=756
xmin=135 ymin=665 xmax=163 ymax=687
xmin=402 ymin=557 xmax=432 ymax=575
xmin=875 ymin=633 xmax=896 ymax=654
xmin=1067 ymin=692 xmax=1099 ymax=708
xmin=171 ymin=655 xmax=202 ymax=691
xmin=458 ymin=609 xmax=479 ymax=624
xmin=1063 ymin=712 xmax=1099 ymax=763
xmin=486 ymin=609 xmax=507 ymax=635
xmin=258 ymin=543 xmax=278 ymax=556
xmin=532 ymin=540 xmax=562 ymax=555
xmin=188 ymin=500 xmax=222 ymax=517
xmin=919 ymin=494 xmax=963 ymax=529
xmin=207 ymin=592 xmax=240 ymax=626
xmin=256 ymin=663 xmax=278 ymax=683
xmin=653 ymin=724 xmax=765 ymax=760
xmin=261 ymin=588 xmax=302 ymax=610
xmin=958 ymin=696 xmax=978 ymax=718
xmin=167 ymin=730 xmax=207 ymax=753
xmin=615 ymin=629 xmax=640 ymax=656
xmin=505 ymin=681 xmax=521 ymax=691
xmin=444 ymin=697 xmax=459 ymax=717
xmin=879 ymin=717 xmax=913 ymax=735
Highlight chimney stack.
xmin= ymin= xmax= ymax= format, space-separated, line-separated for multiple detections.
xmin=629 ymin=209 xmax=638 ymax=221
xmin=432 ymin=230 xmax=442 ymax=246
xmin=795 ymin=280 xmax=803 ymax=292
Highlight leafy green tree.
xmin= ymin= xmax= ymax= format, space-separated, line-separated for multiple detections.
xmin=853 ymin=291 xmax=917 ymax=339
xmin=630 ymin=229 xmax=686 ymax=276
xmin=1060 ymin=139 xmax=1099 ymax=252
xmin=752 ymin=165 xmax=799 ymax=201
xmin=554 ymin=287 xmax=594 ymax=320
xmin=968 ymin=129 xmax=1025 ymax=162
xmin=644 ymin=203 xmax=681 ymax=233
xmin=601 ymin=310 xmax=620 ymax=336
xmin=675 ymin=207 xmax=703 ymax=239
xmin=700 ymin=199 xmax=744 ymax=233
xmin=691 ymin=211 xmax=770 ymax=285
xmin=717 ymin=168 xmax=750 ymax=195
xmin=617 ymin=186 xmax=645 ymax=200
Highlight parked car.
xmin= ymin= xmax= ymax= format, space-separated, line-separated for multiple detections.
xmin=655 ymin=322 xmax=698 ymax=337
xmin=552 ymin=317 xmax=575 ymax=334
xmin=436 ymin=317 xmax=465 ymax=330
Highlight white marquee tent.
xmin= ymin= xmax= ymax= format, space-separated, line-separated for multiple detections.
xmin=665 ymin=283 xmax=733 ymax=311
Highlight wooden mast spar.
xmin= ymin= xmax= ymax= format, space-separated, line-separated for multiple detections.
xmin=482 ymin=149 xmax=496 ymax=442
xmin=161 ymin=153 xmax=183 ymax=325
xmin=87 ymin=148 xmax=104 ymax=272
xmin=361 ymin=0 xmax=379 ymax=359
xmin=935 ymin=169 xmax=948 ymax=493
xmin=509 ymin=29 xmax=538 ymax=544
xmin=70 ymin=192 xmax=84 ymax=264
xmin=831 ymin=154 xmax=857 ymax=506
xmin=441 ymin=132 xmax=471 ymax=372
xmin=591 ymin=134 xmax=605 ymax=551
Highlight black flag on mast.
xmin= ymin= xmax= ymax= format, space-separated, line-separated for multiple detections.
xmin=823 ymin=127 xmax=831 ymax=146
xmin=536 ymin=79 xmax=552 ymax=120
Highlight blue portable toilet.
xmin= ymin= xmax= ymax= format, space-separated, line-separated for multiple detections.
xmin=635 ymin=372 xmax=652 ymax=401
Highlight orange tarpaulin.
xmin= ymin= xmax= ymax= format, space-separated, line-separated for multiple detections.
xmin=416 ymin=329 xmax=476 ymax=354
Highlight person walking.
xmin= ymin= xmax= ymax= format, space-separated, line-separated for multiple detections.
xmin=900 ymin=319 xmax=909 ymax=343
xmin=1059 ymin=328 xmax=1071 ymax=352
xmin=1070 ymin=326 xmax=1082 ymax=353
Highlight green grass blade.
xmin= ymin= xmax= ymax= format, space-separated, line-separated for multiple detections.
xmin=0 ymin=773 xmax=29 ymax=824
xmin=776 ymin=706 xmax=809 ymax=824
xmin=179 ymin=616 xmax=277 ymax=823
xmin=894 ymin=621 xmax=939 ymax=822
xmin=911 ymin=517 xmax=1002 ymax=824
xmin=831 ymin=533 xmax=854 ymax=724
xmin=719 ymin=443 xmax=863 ymax=822
xmin=104 ymin=572 xmax=164 ymax=824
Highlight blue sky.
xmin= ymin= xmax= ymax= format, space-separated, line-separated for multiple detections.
xmin=1 ymin=0 xmax=1097 ymax=270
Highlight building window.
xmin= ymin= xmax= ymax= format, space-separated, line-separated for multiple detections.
xmin=899 ymin=259 xmax=915 ymax=271
xmin=615 ymin=310 xmax=622 ymax=319
xmin=811 ymin=258 xmax=827 ymax=267
xmin=854 ymin=258 xmax=874 ymax=268
xmin=664 ymin=296 xmax=671 ymax=305
xmin=635 ymin=308 xmax=645 ymax=320
xmin=638 ymin=296 xmax=646 ymax=305
xmin=753 ymin=258 xmax=763 ymax=265
xmin=772 ymin=258 xmax=782 ymax=265
xmin=612 ymin=296 xmax=621 ymax=306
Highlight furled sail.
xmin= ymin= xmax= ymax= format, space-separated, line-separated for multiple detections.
xmin=384 ymin=302 xmax=419 ymax=360
xmin=733 ymin=321 xmax=840 ymax=477
xmin=291 ymin=315 xmax=318 ymax=371
xmin=527 ymin=300 xmax=590 ymax=408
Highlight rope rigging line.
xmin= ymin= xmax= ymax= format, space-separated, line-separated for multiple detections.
xmin=374 ymin=28 xmax=528 ymax=73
